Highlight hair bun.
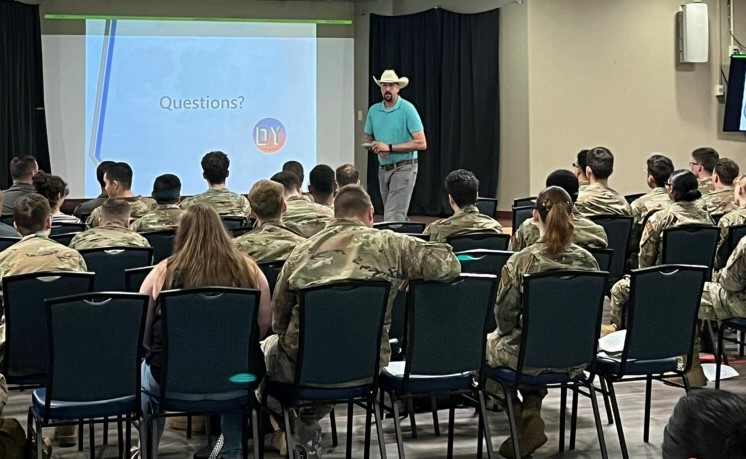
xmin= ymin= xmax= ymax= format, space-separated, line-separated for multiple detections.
xmin=682 ymin=189 xmax=701 ymax=201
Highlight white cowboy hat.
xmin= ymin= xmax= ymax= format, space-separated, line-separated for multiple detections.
xmin=373 ymin=70 xmax=409 ymax=89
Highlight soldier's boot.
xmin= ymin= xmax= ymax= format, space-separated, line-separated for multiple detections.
xmin=665 ymin=345 xmax=707 ymax=388
xmin=54 ymin=425 xmax=77 ymax=447
xmin=498 ymin=395 xmax=547 ymax=458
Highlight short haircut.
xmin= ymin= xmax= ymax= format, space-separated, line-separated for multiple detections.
xmin=14 ymin=193 xmax=50 ymax=235
xmin=201 ymin=151 xmax=230 ymax=184
xmin=270 ymin=171 xmax=301 ymax=193
xmin=334 ymin=185 xmax=372 ymax=218
xmin=32 ymin=171 xmax=69 ymax=207
xmin=586 ymin=147 xmax=614 ymax=180
xmin=546 ymin=169 xmax=580 ymax=203
xmin=96 ymin=161 xmax=116 ymax=189
xmin=105 ymin=162 xmax=133 ymax=190
xmin=248 ymin=179 xmax=284 ymax=221
xmin=9 ymin=155 xmax=37 ymax=181
xmin=100 ymin=198 xmax=132 ymax=224
xmin=691 ymin=147 xmax=720 ymax=173
xmin=647 ymin=154 xmax=675 ymax=188
xmin=152 ymin=174 xmax=181 ymax=204
xmin=336 ymin=164 xmax=359 ymax=187
xmin=282 ymin=161 xmax=304 ymax=185
xmin=576 ymin=149 xmax=589 ymax=175
xmin=714 ymin=158 xmax=740 ymax=185
xmin=445 ymin=169 xmax=479 ymax=208
xmin=309 ymin=164 xmax=336 ymax=196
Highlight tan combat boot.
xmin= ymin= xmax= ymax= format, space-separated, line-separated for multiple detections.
xmin=498 ymin=395 xmax=548 ymax=458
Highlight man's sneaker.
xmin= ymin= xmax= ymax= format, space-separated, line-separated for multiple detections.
xmin=208 ymin=434 xmax=224 ymax=459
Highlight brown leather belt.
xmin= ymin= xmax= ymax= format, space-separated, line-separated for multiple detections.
xmin=380 ymin=158 xmax=418 ymax=171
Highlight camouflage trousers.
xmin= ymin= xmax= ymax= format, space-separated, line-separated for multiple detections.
xmin=484 ymin=331 xmax=547 ymax=400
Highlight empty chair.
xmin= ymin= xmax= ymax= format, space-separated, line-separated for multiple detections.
xmin=257 ymin=260 xmax=285 ymax=296
xmin=457 ymin=249 xmax=512 ymax=333
xmin=221 ymin=216 xmax=247 ymax=231
xmin=512 ymin=206 xmax=534 ymax=235
xmin=589 ymin=215 xmax=633 ymax=282
xmin=0 ymin=236 xmax=20 ymax=252
xmin=50 ymin=222 xmax=86 ymax=235
xmin=446 ymin=232 xmax=510 ymax=252
xmin=125 ymin=266 xmax=155 ymax=293
xmin=141 ymin=229 xmax=176 ymax=263
xmin=374 ymin=221 xmax=426 ymax=234
xmin=475 ymin=197 xmax=498 ymax=218
xmin=49 ymin=233 xmax=76 ymax=247
xmin=512 ymin=197 xmax=536 ymax=208
xmin=80 ymin=247 xmax=154 ymax=291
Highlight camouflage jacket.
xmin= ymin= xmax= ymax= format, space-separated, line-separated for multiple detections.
xmin=575 ymin=183 xmax=631 ymax=217
xmin=272 ymin=218 xmax=461 ymax=366
xmin=282 ymin=195 xmax=334 ymax=238
xmin=179 ymin=188 xmax=250 ymax=217
xmin=708 ymin=236 xmax=746 ymax=320
xmin=233 ymin=220 xmax=306 ymax=263
xmin=69 ymin=223 xmax=151 ymax=250
xmin=697 ymin=186 xmax=737 ymax=216
xmin=698 ymin=176 xmax=715 ymax=194
xmin=510 ymin=207 xmax=608 ymax=251
xmin=0 ymin=234 xmax=87 ymax=293
xmin=578 ymin=180 xmax=590 ymax=193
xmin=85 ymin=196 xmax=156 ymax=228
xmin=486 ymin=242 xmax=599 ymax=374
xmin=628 ymin=188 xmax=673 ymax=257
xmin=714 ymin=207 xmax=746 ymax=270
xmin=638 ymin=201 xmax=713 ymax=268
xmin=130 ymin=204 xmax=184 ymax=232
xmin=423 ymin=205 xmax=503 ymax=242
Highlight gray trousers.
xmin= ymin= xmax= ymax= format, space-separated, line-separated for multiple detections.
xmin=378 ymin=164 xmax=418 ymax=222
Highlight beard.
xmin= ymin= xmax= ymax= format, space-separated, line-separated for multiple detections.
xmin=384 ymin=92 xmax=392 ymax=101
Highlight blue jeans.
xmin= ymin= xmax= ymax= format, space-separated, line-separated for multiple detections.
xmin=139 ymin=361 xmax=245 ymax=458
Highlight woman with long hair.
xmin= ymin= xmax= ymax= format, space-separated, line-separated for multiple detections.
xmin=32 ymin=171 xmax=81 ymax=223
xmin=486 ymin=186 xmax=599 ymax=458
xmin=714 ymin=173 xmax=746 ymax=269
xmin=137 ymin=203 xmax=271 ymax=458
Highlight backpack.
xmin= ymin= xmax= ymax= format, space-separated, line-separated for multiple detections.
xmin=0 ymin=417 xmax=26 ymax=459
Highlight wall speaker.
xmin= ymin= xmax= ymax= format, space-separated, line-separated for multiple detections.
xmin=680 ymin=2 xmax=709 ymax=63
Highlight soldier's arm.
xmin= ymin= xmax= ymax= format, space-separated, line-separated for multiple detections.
xmin=271 ymin=259 xmax=296 ymax=334
xmin=495 ymin=258 xmax=521 ymax=335
xmin=638 ymin=218 xmax=660 ymax=268
xmin=398 ymin=234 xmax=460 ymax=282
xmin=717 ymin=238 xmax=746 ymax=293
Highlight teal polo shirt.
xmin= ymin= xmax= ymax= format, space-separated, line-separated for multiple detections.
xmin=363 ymin=96 xmax=424 ymax=166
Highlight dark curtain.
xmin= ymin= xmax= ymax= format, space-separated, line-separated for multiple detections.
xmin=368 ymin=8 xmax=499 ymax=216
xmin=0 ymin=0 xmax=51 ymax=189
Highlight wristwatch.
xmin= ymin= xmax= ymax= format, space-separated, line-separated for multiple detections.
xmin=389 ymin=144 xmax=394 ymax=152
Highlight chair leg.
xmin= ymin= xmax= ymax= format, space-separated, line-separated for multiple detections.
xmin=187 ymin=414 xmax=193 ymax=439
xmin=390 ymin=392 xmax=405 ymax=459
xmin=282 ymin=408 xmax=293 ymax=459
xmin=406 ymin=398 xmax=418 ymax=439
xmin=606 ymin=381 xmax=629 ymax=459
xmin=251 ymin=407 xmax=260 ymax=459
xmin=89 ymin=420 xmax=96 ymax=459
xmin=103 ymin=417 xmax=109 ymax=445
xmin=329 ymin=407 xmax=338 ymax=448
xmin=431 ymin=396 xmax=441 ymax=436
xmin=717 ymin=324 xmax=726 ymax=390
xmin=478 ymin=390 xmax=494 ymax=459
xmin=740 ymin=329 xmax=745 ymax=357
xmin=78 ymin=419 xmax=84 ymax=451
xmin=503 ymin=385 xmax=520 ymax=459
xmin=446 ymin=395 xmax=456 ymax=459
xmin=125 ymin=414 xmax=132 ymax=459
xmin=346 ymin=402 xmax=354 ymax=458
xmin=570 ymin=383 xmax=579 ymax=450
xmin=643 ymin=376 xmax=652 ymax=443
xmin=599 ymin=377 xmax=613 ymax=424
xmin=373 ymin=396 xmax=388 ymax=459
xmin=477 ymin=404 xmax=484 ymax=459
xmin=364 ymin=400 xmax=373 ymax=459
xmin=587 ymin=382 xmax=609 ymax=459
xmin=559 ymin=384 xmax=567 ymax=452
xmin=117 ymin=415 xmax=124 ymax=459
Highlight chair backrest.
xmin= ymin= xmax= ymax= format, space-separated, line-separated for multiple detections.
xmin=231 ymin=226 xmax=253 ymax=238
xmin=457 ymin=249 xmax=512 ymax=333
xmin=588 ymin=215 xmax=633 ymax=281
xmin=221 ymin=216 xmax=247 ymax=230
xmin=624 ymin=193 xmax=645 ymax=205
xmin=257 ymin=260 xmax=285 ymax=296
xmin=125 ymin=265 xmax=155 ymax=292
xmin=726 ymin=224 xmax=746 ymax=263
xmin=49 ymin=233 xmax=76 ymax=247
xmin=446 ymin=232 xmax=510 ymax=252
xmin=373 ymin=221 xmax=426 ymax=234
xmin=43 ymin=293 xmax=147 ymax=419
xmin=404 ymin=233 xmax=430 ymax=241
xmin=512 ymin=197 xmax=536 ymax=208
xmin=50 ymin=223 xmax=86 ymax=235
xmin=388 ymin=291 xmax=407 ymax=350
xmin=0 ymin=215 xmax=13 ymax=226
xmin=2 ymin=272 xmax=95 ymax=382
xmin=475 ymin=197 xmax=498 ymax=217
xmin=662 ymin=224 xmax=719 ymax=274
xmin=141 ymin=229 xmax=176 ymax=263
xmin=587 ymin=247 xmax=614 ymax=273
xmin=620 ymin=265 xmax=708 ymax=372
xmin=159 ymin=287 xmax=261 ymax=395
xmin=0 ymin=237 xmax=20 ymax=252
xmin=517 ymin=270 xmax=607 ymax=376
xmin=80 ymin=247 xmax=154 ymax=291
xmin=403 ymin=275 xmax=498 ymax=384
xmin=512 ymin=206 xmax=534 ymax=235
xmin=295 ymin=280 xmax=390 ymax=388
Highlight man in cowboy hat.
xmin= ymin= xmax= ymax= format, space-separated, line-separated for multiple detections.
xmin=364 ymin=69 xmax=427 ymax=221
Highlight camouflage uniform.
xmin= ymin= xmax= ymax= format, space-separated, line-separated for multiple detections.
xmin=628 ymin=188 xmax=673 ymax=268
xmin=130 ymin=204 xmax=184 ymax=232
xmin=575 ymin=183 xmax=631 ymax=217
xmin=486 ymin=242 xmax=599 ymax=376
xmin=510 ymin=207 xmax=607 ymax=251
xmin=233 ymin=220 xmax=305 ymax=262
xmin=609 ymin=201 xmax=712 ymax=327
xmin=578 ymin=180 xmax=590 ymax=193
xmin=698 ymin=176 xmax=715 ymax=194
xmin=700 ymin=236 xmax=746 ymax=321
xmin=715 ymin=207 xmax=746 ymax=269
xmin=282 ymin=195 xmax=334 ymax=238
xmin=263 ymin=218 xmax=460 ymax=386
xmin=85 ymin=197 xmax=156 ymax=228
xmin=180 ymin=188 xmax=250 ymax=218
xmin=697 ymin=186 xmax=737 ymax=216
xmin=424 ymin=204 xmax=503 ymax=242
xmin=0 ymin=233 xmax=87 ymax=295
xmin=69 ymin=223 xmax=151 ymax=251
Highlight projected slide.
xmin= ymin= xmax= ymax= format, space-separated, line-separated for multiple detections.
xmin=84 ymin=19 xmax=317 ymax=196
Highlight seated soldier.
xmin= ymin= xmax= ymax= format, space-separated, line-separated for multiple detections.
xmin=697 ymin=158 xmax=739 ymax=217
xmin=85 ymin=162 xmax=156 ymax=228
xmin=573 ymin=149 xmax=590 ymax=192
xmin=70 ymin=199 xmax=150 ymax=250
xmin=575 ymin=147 xmax=631 ymax=216
xmin=283 ymin=160 xmax=313 ymax=202
xmin=270 ymin=171 xmax=334 ymax=238
xmin=73 ymin=161 xmax=114 ymax=220
xmin=131 ymin=174 xmax=184 ymax=232
xmin=181 ymin=151 xmax=250 ymax=218
xmin=335 ymin=164 xmax=361 ymax=188
xmin=234 ymin=180 xmax=305 ymax=262
xmin=511 ymin=169 xmax=607 ymax=251
xmin=2 ymin=155 xmax=39 ymax=214
xmin=424 ymin=169 xmax=503 ymax=242
xmin=308 ymin=165 xmax=336 ymax=208
xmin=690 ymin=147 xmax=719 ymax=193
xmin=261 ymin=185 xmax=460 ymax=454
xmin=714 ymin=173 xmax=746 ymax=270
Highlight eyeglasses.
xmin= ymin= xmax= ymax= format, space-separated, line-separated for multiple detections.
xmin=689 ymin=161 xmax=702 ymax=167
xmin=572 ymin=163 xmax=578 ymax=168
xmin=665 ymin=181 xmax=673 ymax=187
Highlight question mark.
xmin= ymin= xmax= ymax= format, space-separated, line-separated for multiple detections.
xmin=237 ymin=96 xmax=245 ymax=109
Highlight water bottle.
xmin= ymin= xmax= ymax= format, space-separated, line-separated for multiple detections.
xmin=293 ymin=408 xmax=322 ymax=459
